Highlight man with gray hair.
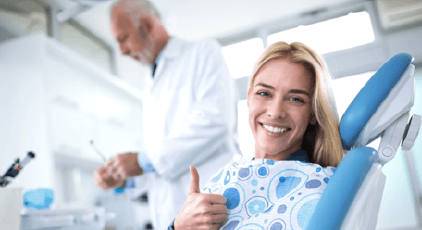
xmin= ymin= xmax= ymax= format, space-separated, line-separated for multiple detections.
xmin=93 ymin=0 xmax=241 ymax=228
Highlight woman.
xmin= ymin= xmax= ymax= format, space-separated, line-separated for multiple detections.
xmin=171 ymin=41 xmax=343 ymax=230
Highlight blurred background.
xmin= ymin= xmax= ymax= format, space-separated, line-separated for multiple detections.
xmin=1 ymin=0 xmax=422 ymax=229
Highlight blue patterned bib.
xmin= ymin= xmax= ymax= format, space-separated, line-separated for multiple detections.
xmin=203 ymin=159 xmax=336 ymax=230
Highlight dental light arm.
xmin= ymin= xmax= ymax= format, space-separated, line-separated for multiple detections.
xmin=57 ymin=0 xmax=112 ymax=22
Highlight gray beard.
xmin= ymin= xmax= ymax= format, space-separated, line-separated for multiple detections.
xmin=131 ymin=26 xmax=155 ymax=64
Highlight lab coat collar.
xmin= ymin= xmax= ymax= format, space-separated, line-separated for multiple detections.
xmin=160 ymin=37 xmax=183 ymax=60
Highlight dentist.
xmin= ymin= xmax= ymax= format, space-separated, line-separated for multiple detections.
xmin=93 ymin=0 xmax=241 ymax=229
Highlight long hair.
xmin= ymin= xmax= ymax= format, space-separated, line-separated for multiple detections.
xmin=249 ymin=41 xmax=343 ymax=167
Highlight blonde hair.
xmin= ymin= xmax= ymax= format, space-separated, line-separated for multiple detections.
xmin=249 ymin=41 xmax=343 ymax=167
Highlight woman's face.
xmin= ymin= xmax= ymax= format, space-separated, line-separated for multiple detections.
xmin=248 ymin=58 xmax=316 ymax=160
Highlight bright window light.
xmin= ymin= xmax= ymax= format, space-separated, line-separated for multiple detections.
xmin=331 ymin=71 xmax=376 ymax=117
xmin=267 ymin=11 xmax=375 ymax=54
xmin=222 ymin=38 xmax=264 ymax=79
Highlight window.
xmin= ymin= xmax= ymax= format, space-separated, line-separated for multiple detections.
xmin=222 ymin=38 xmax=264 ymax=79
xmin=267 ymin=11 xmax=375 ymax=54
xmin=331 ymin=71 xmax=375 ymax=116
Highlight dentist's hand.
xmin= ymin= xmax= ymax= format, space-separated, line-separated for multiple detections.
xmin=93 ymin=166 xmax=125 ymax=190
xmin=174 ymin=166 xmax=228 ymax=230
xmin=93 ymin=152 xmax=143 ymax=190
xmin=105 ymin=152 xmax=143 ymax=180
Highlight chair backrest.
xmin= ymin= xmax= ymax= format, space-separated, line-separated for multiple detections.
xmin=306 ymin=53 xmax=420 ymax=230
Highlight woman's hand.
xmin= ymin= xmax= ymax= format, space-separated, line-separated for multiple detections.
xmin=174 ymin=166 xmax=228 ymax=230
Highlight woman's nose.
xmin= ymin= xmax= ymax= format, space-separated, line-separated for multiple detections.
xmin=267 ymin=99 xmax=287 ymax=119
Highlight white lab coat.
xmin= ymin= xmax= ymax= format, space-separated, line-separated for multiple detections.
xmin=139 ymin=37 xmax=241 ymax=230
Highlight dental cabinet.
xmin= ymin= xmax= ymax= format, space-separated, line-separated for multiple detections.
xmin=0 ymin=34 xmax=145 ymax=209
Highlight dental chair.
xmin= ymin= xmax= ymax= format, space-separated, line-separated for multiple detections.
xmin=306 ymin=53 xmax=421 ymax=230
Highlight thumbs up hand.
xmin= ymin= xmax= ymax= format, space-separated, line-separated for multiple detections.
xmin=174 ymin=166 xmax=228 ymax=230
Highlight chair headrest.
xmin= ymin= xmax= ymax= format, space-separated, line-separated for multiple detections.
xmin=340 ymin=53 xmax=414 ymax=150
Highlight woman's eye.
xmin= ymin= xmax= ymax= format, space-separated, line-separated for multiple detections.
xmin=290 ymin=97 xmax=304 ymax=102
xmin=258 ymin=91 xmax=269 ymax=97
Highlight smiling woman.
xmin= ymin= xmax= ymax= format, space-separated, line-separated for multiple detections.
xmin=171 ymin=42 xmax=344 ymax=230
xmin=248 ymin=41 xmax=343 ymax=167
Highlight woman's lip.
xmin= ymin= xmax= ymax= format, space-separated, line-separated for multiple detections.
xmin=259 ymin=122 xmax=290 ymax=129
xmin=260 ymin=123 xmax=291 ymax=135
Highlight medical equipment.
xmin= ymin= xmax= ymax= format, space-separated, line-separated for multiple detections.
xmin=0 ymin=151 xmax=35 ymax=188
xmin=57 ymin=0 xmax=112 ymax=22
xmin=21 ymin=207 xmax=114 ymax=230
xmin=24 ymin=189 xmax=55 ymax=210
xmin=307 ymin=53 xmax=421 ymax=229
xmin=90 ymin=140 xmax=107 ymax=162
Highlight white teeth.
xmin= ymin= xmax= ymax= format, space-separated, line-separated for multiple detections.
xmin=264 ymin=125 xmax=288 ymax=133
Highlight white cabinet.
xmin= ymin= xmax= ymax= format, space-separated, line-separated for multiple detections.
xmin=0 ymin=34 xmax=145 ymax=208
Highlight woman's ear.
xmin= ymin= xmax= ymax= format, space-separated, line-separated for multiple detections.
xmin=140 ymin=14 xmax=154 ymax=34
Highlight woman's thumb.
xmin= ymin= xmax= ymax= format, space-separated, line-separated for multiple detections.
xmin=188 ymin=165 xmax=200 ymax=194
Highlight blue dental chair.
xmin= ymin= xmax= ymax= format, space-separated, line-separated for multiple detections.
xmin=306 ymin=53 xmax=421 ymax=230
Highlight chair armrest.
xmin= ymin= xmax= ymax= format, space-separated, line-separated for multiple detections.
xmin=305 ymin=147 xmax=377 ymax=230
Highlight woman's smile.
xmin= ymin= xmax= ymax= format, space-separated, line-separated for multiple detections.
xmin=261 ymin=123 xmax=291 ymax=134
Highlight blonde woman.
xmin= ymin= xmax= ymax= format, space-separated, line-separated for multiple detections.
xmin=170 ymin=42 xmax=344 ymax=230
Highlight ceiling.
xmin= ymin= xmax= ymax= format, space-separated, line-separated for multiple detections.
xmin=3 ymin=0 xmax=365 ymax=47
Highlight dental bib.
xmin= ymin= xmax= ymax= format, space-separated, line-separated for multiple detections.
xmin=203 ymin=158 xmax=336 ymax=230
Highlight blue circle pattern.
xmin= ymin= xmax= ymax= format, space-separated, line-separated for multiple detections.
xmin=270 ymin=222 xmax=283 ymax=230
xmin=268 ymin=219 xmax=286 ymax=230
xmin=277 ymin=204 xmax=287 ymax=214
xmin=305 ymin=179 xmax=322 ymax=189
xmin=205 ymin=159 xmax=335 ymax=229
xmin=256 ymin=165 xmax=269 ymax=178
xmin=246 ymin=196 xmax=269 ymax=217
xmin=238 ymin=167 xmax=253 ymax=181
xmin=248 ymin=200 xmax=266 ymax=215
xmin=223 ymin=188 xmax=240 ymax=209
